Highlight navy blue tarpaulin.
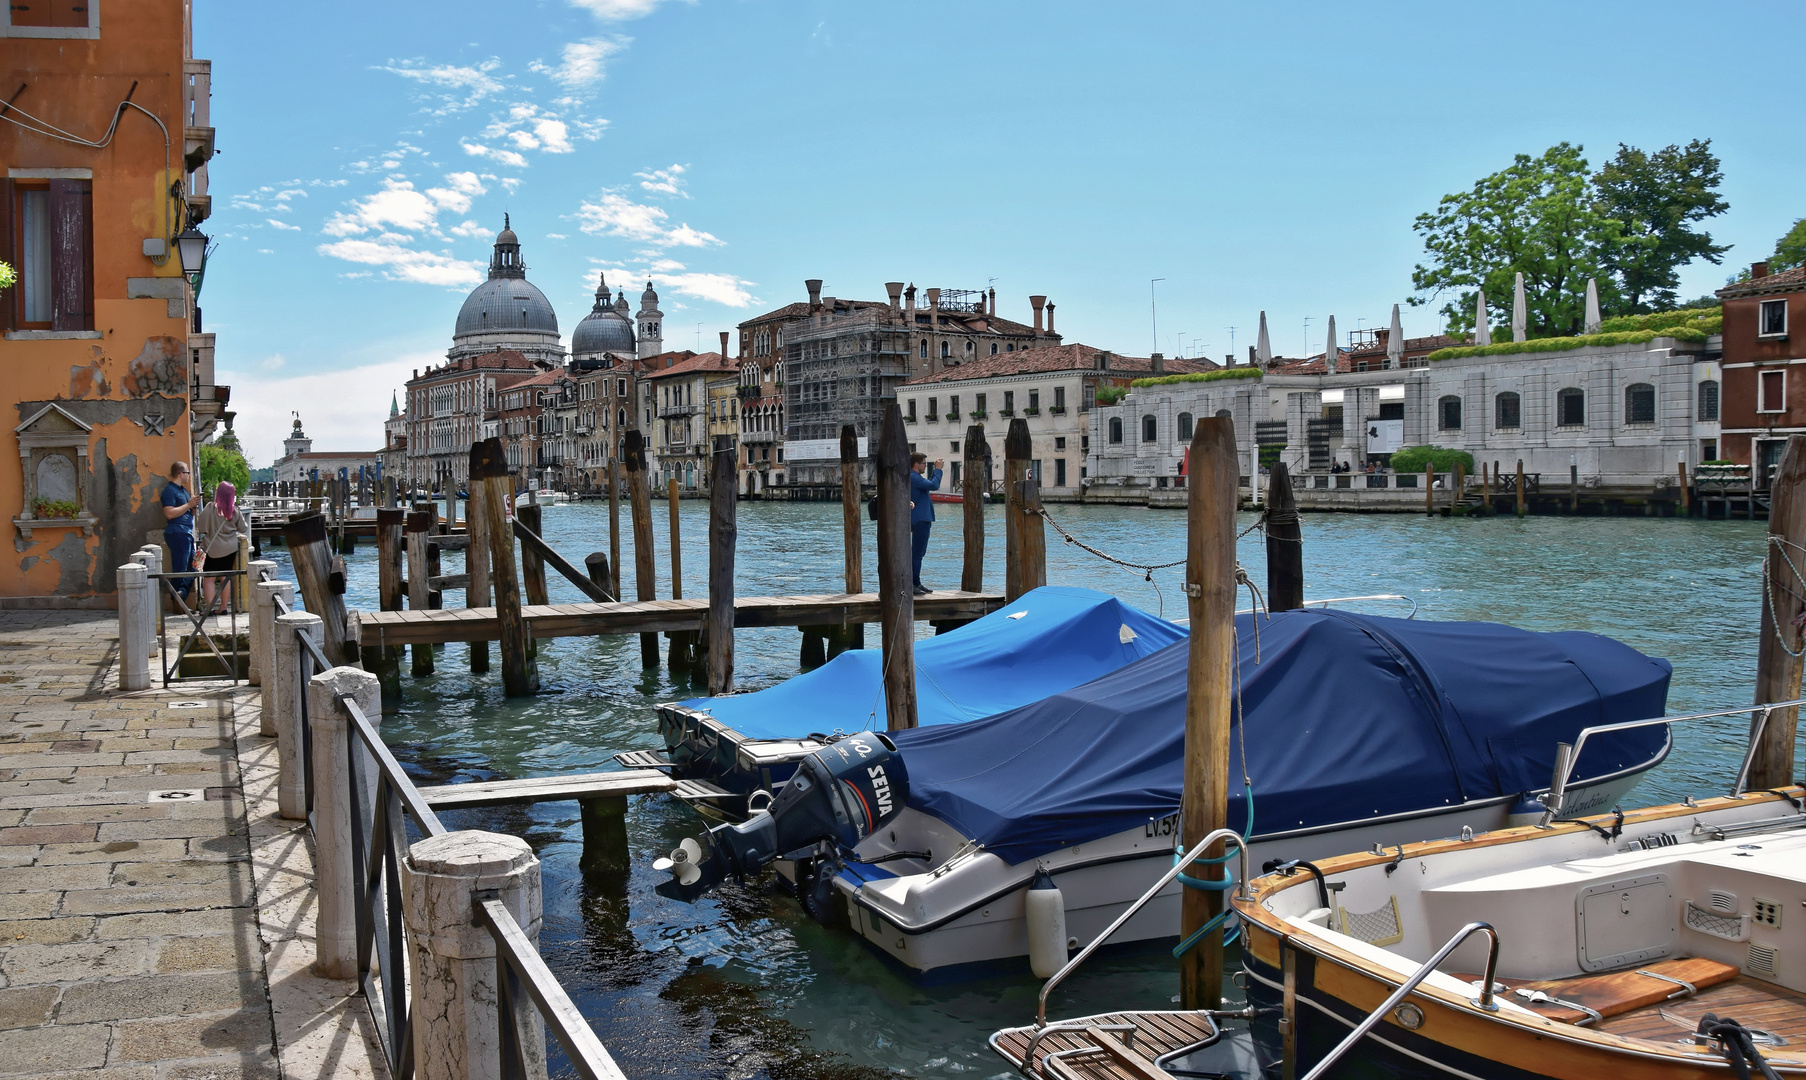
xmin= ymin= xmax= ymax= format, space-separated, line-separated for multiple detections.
xmin=891 ymin=610 xmax=1672 ymax=866
xmin=679 ymin=586 xmax=1184 ymax=740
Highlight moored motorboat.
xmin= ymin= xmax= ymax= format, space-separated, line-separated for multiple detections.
xmin=657 ymin=608 xmax=1674 ymax=978
xmin=1228 ymin=699 xmax=1806 ymax=1079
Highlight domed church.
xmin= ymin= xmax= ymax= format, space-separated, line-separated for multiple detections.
xmin=447 ymin=216 xmax=567 ymax=367
xmin=570 ymin=271 xmax=664 ymax=369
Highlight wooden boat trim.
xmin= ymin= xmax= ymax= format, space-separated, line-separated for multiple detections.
xmin=1234 ymin=787 xmax=1806 ymax=1073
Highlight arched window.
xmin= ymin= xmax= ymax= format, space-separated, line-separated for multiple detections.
xmin=1177 ymin=412 xmax=1194 ymax=441
xmin=941 ymin=341 xmax=951 ymax=358
xmin=990 ymin=343 xmax=999 ymax=355
xmin=1215 ymin=409 xmax=1232 ymax=419
xmin=1141 ymin=414 xmax=1158 ymax=442
xmin=1558 ymin=387 xmax=1585 ymax=427
xmin=919 ymin=339 xmax=928 ymax=358
xmin=1109 ymin=417 xmax=1124 ymax=444
xmin=1438 ymin=395 xmax=1462 ymax=430
xmin=1625 ymin=383 xmax=1655 ymax=425
xmin=1698 ymin=379 xmax=1720 ymax=421
xmin=1495 ymin=391 xmax=1520 ymax=430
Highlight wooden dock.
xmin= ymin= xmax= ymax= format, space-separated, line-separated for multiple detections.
xmin=352 ymin=589 xmax=1004 ymax=647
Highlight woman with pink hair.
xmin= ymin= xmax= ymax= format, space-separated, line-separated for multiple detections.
xmin=195 ymin=481 xmax=251 ymax=612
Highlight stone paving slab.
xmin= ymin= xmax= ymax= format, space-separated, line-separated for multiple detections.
xmin=0 ymin=611 xmax=386 ymax=1080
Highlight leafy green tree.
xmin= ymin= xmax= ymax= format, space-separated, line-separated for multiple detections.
xmin=1592 ymin=140 xmax=1729 ymax=312
xmin=198 ymin=439 xmax=250 ymax=493
xmin=0 ymin=261 xmax=14 ymax=291
xmin=1410 ymin=143 xmax=1622 ymax=338
xmin=1773 ymin=217 xmax=1806 ymax=272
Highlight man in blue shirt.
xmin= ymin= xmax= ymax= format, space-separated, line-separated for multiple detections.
xmin=908 ymin=453 xmax=943 ymax=595
xmin=161 ymin=462 xmax=201 ymax=600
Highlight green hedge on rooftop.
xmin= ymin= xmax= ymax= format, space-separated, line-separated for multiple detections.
xmin=1426 ymin=327 xmax=1709 ymax=362
xmin=1129 ymin=367 xmax=1264 ymax=388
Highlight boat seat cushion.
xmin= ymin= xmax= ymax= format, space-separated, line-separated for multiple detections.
xmin=1456 ymin=957 xmax=1739 ymax=1025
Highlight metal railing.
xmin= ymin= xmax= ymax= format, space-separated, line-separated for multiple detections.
xmin=1036 ymin=827 xmax=1251 ymax=1027
xmin=150 ymin=567 xmax=247 ymax=685
xmin=270 ymin=596 xmax=624 ymax=1079
xmin=1538 ymin=697 xmax=1806 ymax=826
xmin=1299 ymin=922 xmax=1500 ymax=1080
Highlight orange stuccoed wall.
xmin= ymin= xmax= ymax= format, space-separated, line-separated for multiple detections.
xmin=1 ymin=0 xmax=201 ymax=602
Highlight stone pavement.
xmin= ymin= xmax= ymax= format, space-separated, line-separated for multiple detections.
xmin=0 ymin=610 xmax=385 ymax=1079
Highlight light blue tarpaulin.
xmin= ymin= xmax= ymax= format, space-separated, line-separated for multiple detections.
xmin=678 ymin=586 xmax=1185 ymax=740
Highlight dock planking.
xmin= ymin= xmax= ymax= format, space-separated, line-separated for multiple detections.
xmin=353 ymin=589 xmax=1004 ymax=646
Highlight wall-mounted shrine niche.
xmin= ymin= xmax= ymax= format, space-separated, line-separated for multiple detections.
xmin=14 ymin=403 xmax=96 ymax=540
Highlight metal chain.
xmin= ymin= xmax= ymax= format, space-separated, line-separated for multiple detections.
xmin=1037 ymin=507 xmax=1186 ymax=576
xmin=1764 ymin=535 xmax=1806 ymax=659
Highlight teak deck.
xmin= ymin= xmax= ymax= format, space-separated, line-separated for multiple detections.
xmin=990 ymin=1011 xmax=1220 ymax=1080
xmin=353 ymin=590 xmax=1005 ymax=646
xmin=1597 ymin=975 xmax=1806 ymax=1045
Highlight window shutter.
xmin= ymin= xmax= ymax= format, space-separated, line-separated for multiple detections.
xmin=49 ymin=179 xmax=93 ymax=332
xmin=0 ymin=179 xmax=14 ymax=334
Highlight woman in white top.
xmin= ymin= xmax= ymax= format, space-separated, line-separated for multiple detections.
xmin=195 ymin=481 xmax=251 ymax=612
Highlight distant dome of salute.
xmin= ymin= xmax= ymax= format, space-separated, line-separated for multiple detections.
xmin=447 ymin=215 xmax=566 ymax=367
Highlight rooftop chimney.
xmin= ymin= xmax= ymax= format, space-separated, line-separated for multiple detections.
xmin=1225 ymin=354 xmax=1234 ymax=368
xmin=1030 ymin=295 xmax=1047 ymax=332
xmin=885 ymin=281 xmax=904 ymax=312
xmin=926 ymin=287 xmax=941 ymax=313
xmin=1754 ymin=261 xmax=1770 ymax=279
xmin=1151 ymin=352 xmax=1164 ymax=375
xmin=1045 ymin=302 xmax=1055 ymax=334
xmin=806 ymin=278 xmax=823 ymax=314
xmin=1248 ymin=345 xmax=1257 ymax=366
xmin=720 ymin=331 xmax=730 ymax=358
xmin=904 ymin=283 xmax=917 ymax=313
xmin=988 ymin=286 xmax=996 ymax=317
xmin=413 ymin=368 xmax=418 ymax=379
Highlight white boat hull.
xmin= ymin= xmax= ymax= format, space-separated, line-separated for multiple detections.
xmin=829 ymin=763 xmax=1658 ymax=977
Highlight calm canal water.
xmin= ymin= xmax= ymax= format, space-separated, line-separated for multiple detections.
xmin=271 ymin=500 xmax=1778 ymax=1078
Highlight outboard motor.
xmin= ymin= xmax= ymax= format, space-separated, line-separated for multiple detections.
xmin=655 ymin=731 xmax=909 ymax=902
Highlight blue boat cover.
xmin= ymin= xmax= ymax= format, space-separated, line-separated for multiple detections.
xmin=679 ymin=586 xmax=1185 ymax=740
xmin=890 ymin=610 xmax=1672 ymax=866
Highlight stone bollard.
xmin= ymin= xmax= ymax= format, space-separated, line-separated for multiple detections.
xmin=117 ymin=564 xmax=151 ymax=692
xmin=138 ymin=545 xmax=163 ymax=656
xmin=253 ymin=575 xmax=293 ymax=737
xmin=245 ymin=559 xmax=277 ymax=687
xmin=308 ymin=664 xmax=381 ymax=979
xmin=402 ymin=831 xmax=547 ymax=1080
xmin=272 ymin=610 xmax=322 ymax=821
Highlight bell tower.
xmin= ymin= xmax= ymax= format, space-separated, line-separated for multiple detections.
xmin=637 ymin=281 xmax=663 ymax=360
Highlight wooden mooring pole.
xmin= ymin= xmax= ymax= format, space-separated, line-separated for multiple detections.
xmin=1424 ymin=463 xmax=1434 ymax=515
xmin=962 ymin=425 xmax=989 ymax=593
xmin=831 ymin=424 xmax=864 ymax=657
xmin=1180 ymin=415 xmax=1237 ymax=1012
xmin=1679 ymin=461 xmax=1691 ymax=517
xmin=1265 ymin=461 xmax=1302 ymax=611
xmin=473 ymin=438 xmax=537 ymax=696
xmin=707 ymin=435 xmax=736 ymax=695
xmin=406 ymin=510 xmax=434 ymax=676
xmin=666 ymin=478 xmax=693 ymax=672
xmin=608 ymin=462 xmax=622 ymax=603
xmin=518 ymin=502 xmax=546 ymax=660
xmin=281 ymin=513 xmax=353 ymax=666
xmin=876 ymin=404 xmax=918 ymax=731
xmin=1750 ymin=435 xmax=1806 ymax=788
xmin=465 ymin=474 xmax=491 ymax=673
xmin=625 ymin=431 xmax=659 ymax=670
xmin=1004 ymin=419 xmax=1046 ymax=602
xmin=369 ymin=508 xmax=405 ymax=710
xmin=1483 ymin=461 xmax=1493 ymax=514
xmin=1516 ymin=459 xmax=1527 ymax=517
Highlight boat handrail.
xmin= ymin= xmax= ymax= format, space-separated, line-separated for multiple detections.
xmin=1182 ymin=594 xmax=1418 ymax=622
xmin=1539 ymin=697 xmax=1806 ymax=826
xmin=1300 ymin=921 xmax=1500 ymax=1080
xmin=1035 ymin=827 xmax=1250 ymax=1028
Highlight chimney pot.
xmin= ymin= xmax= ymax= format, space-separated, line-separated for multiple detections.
xmin=1225 ymin=354 xmax=1234 ymax=367
xmin=1045 ymin=302 xmax=1055 ymax=335
xmin=1151 ymin=352 xmax=1164 ymax=375
xmin=1754 ymin=261 xmax=1770 ymax=279
xmin=720 ymin=331 xmax=729 ymax=357
xmin=885 ymin=282 xmax=904 ymax=313
xmin=926 ymin=287 xmax=941 ymax=312
xmin=1248 ymin=345 xmax=1257 ymax=366
xmin=1030 ymin=295 xmax=1047 ymax=333
xmin=805 ymin=278 xmax=823 ymax=313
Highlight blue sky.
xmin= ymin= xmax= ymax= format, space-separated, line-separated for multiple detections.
xmin=200 ymin=0 xmax=1806 ymax=466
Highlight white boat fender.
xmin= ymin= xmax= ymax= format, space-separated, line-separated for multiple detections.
xmin=1026 ymin=865 xmax=1068 ymax=979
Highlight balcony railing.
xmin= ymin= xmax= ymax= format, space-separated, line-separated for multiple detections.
xmin=658 ymin=403 xmax=698 ymax=419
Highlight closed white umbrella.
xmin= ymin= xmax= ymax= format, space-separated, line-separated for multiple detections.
xmin=1584 ymin=278 xmax=1602 ymax=334
xmin=1325 ymin=314 xmax=1337 ymax=374
xmin=1475 ymin=292 xmax=1492 ymax=346
xmin=1512 ymin=271 xmax=1527 ymax=342
xmin=1387 ymin=304 xmax=1404 ymax=369
xmin=1256 ymin=311 xmax=1272 ymax=366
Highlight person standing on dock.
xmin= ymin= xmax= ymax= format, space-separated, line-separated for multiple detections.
xmin=161 ymin=462 xmax=202 ymax=600
xmin=909 ymin=453 xmax=943 ymax=595
xmin=195 ymin=481 xmax=250 ymax=613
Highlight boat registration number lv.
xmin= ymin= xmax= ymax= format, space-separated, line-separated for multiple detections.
xmin=1145 ymin=813 xmax=1179 ymax=838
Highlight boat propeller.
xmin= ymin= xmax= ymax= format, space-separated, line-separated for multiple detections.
xmin=654 ymin=731 xmax=910 ymax=903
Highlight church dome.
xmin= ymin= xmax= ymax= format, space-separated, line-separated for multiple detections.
xmin=454 ymin=278 xmax=560 ymax=336
xmin=570 ymin=273 xmax=636 ymax=360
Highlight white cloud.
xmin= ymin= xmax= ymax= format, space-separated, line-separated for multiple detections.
xmin=424 ymin=171 xmax=485 ymax=213
xmin=588 ymin=258 xmax=757 ymax=308
xmin=260 ymin=354 xmax=286 ymax=372
xmin=532 ymin=118 xmax=573 ymax=153
xmin=219 ymin=355 xmax=430 ymax=467
xmin=635 ymin=165 xmax=688 ymax=197
xmin=257 ymin=248 xmax=275 ymax=254
xmin=317 ymin=238 xmax=483 ymax=287
xmin=566 ymin=0 xmax=680 ymax=20
xmin=546 ymin=233 xmax=568 ymax=240
xmin=267 ymin=218 xmax=302 ymax=232
xmin=663 ymin=223 xmax=720 ymax=248
xmin=322 ymin=178 xmax=442 ymax=236
xmin=462 ymin=141 xmax=530 ymax=168
xmin=378 ymin=59 xmax=506 ymax=114
xmin=530 ymin=38 xmax=625 ymax=88
xmin=576 ymin=192 xmax=670 ymax=242
xmin=448 ymin=219 xmax=491 ymax=238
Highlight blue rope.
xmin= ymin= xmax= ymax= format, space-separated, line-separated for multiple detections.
xmin=1169 ymin=781 xmax=1255 ymax=957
